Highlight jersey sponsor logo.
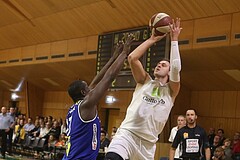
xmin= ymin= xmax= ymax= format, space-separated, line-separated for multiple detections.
xmin=142 ymin=96 xmax=165 ymax=105
xmin=186 ymin=139 xmax=199 ymax=153
xmin=195 ymin=134 xmax=200 ymax=137
xmin=92 ymin=123 xmax=97 ymax=150
xmin=183 ymin=132 xmax=188 ymax=139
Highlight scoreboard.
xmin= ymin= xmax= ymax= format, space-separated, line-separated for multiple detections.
xmin=97 ymin=27 xmax=170 ymax=89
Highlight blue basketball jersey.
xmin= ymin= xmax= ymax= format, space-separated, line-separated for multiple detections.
xmin=62 ymin=100 xmax=100 ymax=160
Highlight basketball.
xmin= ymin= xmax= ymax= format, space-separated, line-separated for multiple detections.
xmin=149 ymin=13 xmax=172 ymax=36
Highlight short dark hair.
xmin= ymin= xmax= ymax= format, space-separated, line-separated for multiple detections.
xmin=218 ymin=128 xmax=224 ymax=134
xmin=159 ymin=57 xmax=170 ymax=63
xmin=68 ymin=80 xmax=86 ymax=103
xmin=101 ymin=130 xmax=107 ymax=136
xmin=186 ymin=108 xmax=197 ymax=115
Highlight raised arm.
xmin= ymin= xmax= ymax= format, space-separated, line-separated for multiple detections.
xmin=80 ymin=35 xmax=135 ymax=120
xmin=89 ymin=42 xmax=123 ymax=89
xmin=169 ymin=18 xmax=182 ymax=101
xmin=128 ymin=30 xmax=166 ymax=84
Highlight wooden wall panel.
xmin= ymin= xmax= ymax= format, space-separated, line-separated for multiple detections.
xmin=193 ymin=15 xmax=231 ymax=49
xmin=35 ymin=43 xmax=51 ymax=60
xmin=99 ymin=90 xmax=134 ymax=112
xmin=154 ymin=143 xmax=171 ymax=160
xmin=187 ymin=90 xmax=240 ymax=139
xmin=107 ymin=109 xmax=121 ymax=134
xmin=210 ymin=91 xmax=224 ymax=117
xmin=8 ymin=48 xmax=21 ymax=65
xmin=231 ymin=12 xmax=240 ymax=45
xmin=190 ymin=91 xmax=199 ymax=108
xmin=236 ymin=91 xmax=240 ymax=118
xmin=179 ymin=20 xmax=194 ymax=50
xmin=67 ymin=37 xmax=87 ymax=60
xmin=86 ymin=35 xmax=98 ymax=59
xmin=2 ymin=91 xmax=11 ymax=107
xmin=51 ymin=40 xmax=68 ymax=54
xmin=1 ymin=90 xmax=26 ymax=115
xmin=0 ymin=91 xmax=3 ymax=106
xmin=197 ymin=91 xmax=211 ymax=116
xmin=197 ymin=116 xmax=238 ymax=139
xmin=42 ymin=91 xmax=72 ymax=118
xmin=223 ymin=91 xmax=238 ymax=117
xmin=21 ymin=45 xmax=36 ymax=59
xmin=27 ymin=82 xmax=44 ymax=119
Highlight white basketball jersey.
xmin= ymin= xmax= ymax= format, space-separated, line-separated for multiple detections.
xmin=120 ymin=79 xmax=173 ymax=143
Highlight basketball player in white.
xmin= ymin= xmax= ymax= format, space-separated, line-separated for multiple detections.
xmin=105 ymin=18 xmax=182 ymax=160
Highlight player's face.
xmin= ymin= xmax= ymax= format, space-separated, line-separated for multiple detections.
xmin=177 ymin=116 xmax=186 ymax=128
xmin=186 ymin=110 xmax=197 ymax=124
xmin=153 ymin=60 xmax=170 ymax=78
xmin=82 ymin=81 xmax=90 ymax=95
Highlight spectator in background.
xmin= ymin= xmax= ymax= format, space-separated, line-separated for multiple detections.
xmin=39 ymin=122 xmax=51 ymax=139
xmin=61 ymin=119 xmax=67 ymax=134
xmin=169 ymin=115 xmax=186 ymax=159
xmin=49 ymin=121 xmax=61 ymax=139
xmin=232 ymin=131 xmax=240 ymax=160
xmin=14 ymin=119 xmax=25 ymax=144
xmin=101 ymin=126 xmax=109 ymax=139
xmin=0 ymin=106 xmax=14 ymax=159
xmin=97 ymin=130 xmax=110 ymax=160
xmin=57 ymin=118 xmax=63 ymax=126
xmin=44 ymin=117 xmax=48 ymax=124
xmin=212 ymin=146 xmax=231 ymax=160
xmin=55 ymin=133 xmax=67 ymax=147
xmin=100 ymin=130 xmax=110 ymax=151
xmin=210 ymin=135 xmax=221 ymax=158
xmin=217 ymin=129 xmax=226 ymax=146
xmin=30 ymin=119 xmax=40 ymax=137
xmin=208 ymin=127 xmax=216 ymax=146
xmin=221 ymin=138 xmax=232 ymax=160
xmin=47 ymin=134 xmax=57 ymax=152
xmin=23 ymin=117 xmax=35 ymax=135
xmin=47 ymin=116 xmax=53 ymax=125
xmin=7 ymin=106 xmax=16 ymax=155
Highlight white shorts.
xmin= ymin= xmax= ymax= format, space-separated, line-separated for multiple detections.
xmin=107 ymin=128 xmax=156 ymax=160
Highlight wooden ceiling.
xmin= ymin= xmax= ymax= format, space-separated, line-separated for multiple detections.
xmin=0 ymin=0 xmax=240 ymax=91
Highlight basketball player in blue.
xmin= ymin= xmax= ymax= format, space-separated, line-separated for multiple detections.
xmin=105 ymin=18 xmax=182 ymax=160
xmin=62 ymin=34 xmax=135 ymax=160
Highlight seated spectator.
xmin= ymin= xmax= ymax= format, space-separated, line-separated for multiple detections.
xmin=39 ymin=122 xmax=51 ymax=139
xmin=97 ymin=130 xmax=110 ymax=160
xmin=23 ymin=117 xmax=35 ymax=135
xmin=49 ymin=121 xmax=61 ymax=139
xmin=208 ymin=127 xmax=216 ymax=146
xmin=217 ymin=129 xmax=226 ymax=146
xmin=55 ymin=133 xmax=66 ymax=147
xmin=30 ymin=119 xmax=40 ymax=137
xmin=57 ymin=118 xmax=63 ymax=126
xmin=210 ymin=135 xmax=221 ymax=158
xmin=100 ymin=130 xmax=110 ymax=151
xmin=47 ymin=134 xmax=57 ymax=152
xmin=61 ymin=120 xmax=67 ymax=134
xmin=221 ymin=138 xmax=232 ymax=160
xmin=232 ymin=131 xmax=240 ymax=159
xmin=212 ymin=146 xmax=231 ymax=160
xmin=14 ymin=119 xmax=25 ymax=144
